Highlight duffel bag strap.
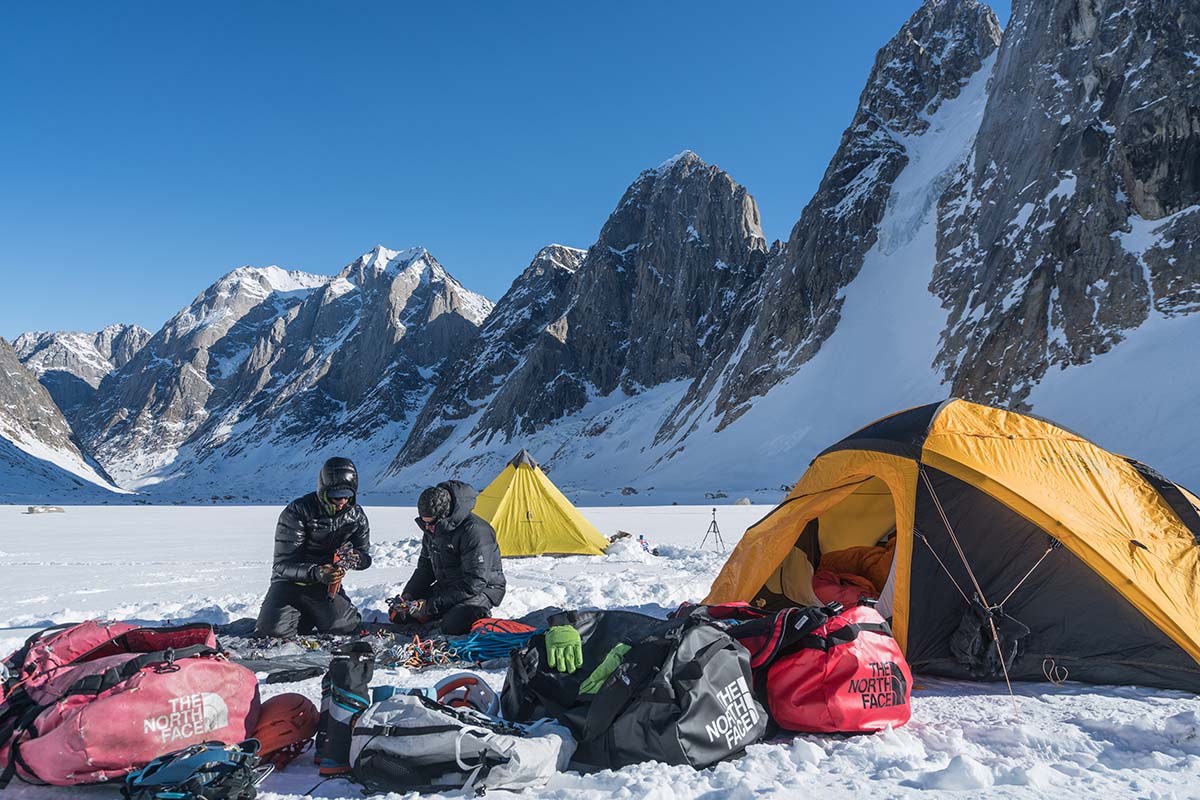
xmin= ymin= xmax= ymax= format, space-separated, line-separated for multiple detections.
xmin=782 ymin=619 xmax=895 ymax=654
xmin=62 ymin=644 xmax=221 ymax=699
xmin=578 ymin=636 xmax=675 ymax=744
xmin=2 ymin=623 xmax=77 ymax=685
xmin=747 ymin=606 xmax=831 ymax=669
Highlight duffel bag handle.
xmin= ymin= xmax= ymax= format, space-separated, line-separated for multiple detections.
xmin=577 ymin=636 xmax=675 ymax=744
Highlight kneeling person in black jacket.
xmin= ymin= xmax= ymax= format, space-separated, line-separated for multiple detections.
xmin=391 ymin=481 xmax=506 ymax=635
xmin=255 ymin=457 xmax=373 ymax=638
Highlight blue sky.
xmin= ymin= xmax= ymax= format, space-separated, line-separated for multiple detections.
xmin=1 ymin=2 xmax=1008 ymax=339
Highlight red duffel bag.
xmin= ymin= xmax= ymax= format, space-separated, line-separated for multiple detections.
xmin=676 ymin=601 xmax=912 ymax=733
xmin=0 ymin=621 xmax=261 ymax=787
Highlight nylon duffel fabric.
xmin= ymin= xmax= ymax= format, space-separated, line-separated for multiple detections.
xmin=755 ymin=603 xmax=911 ymax=733
xmin=677 ymin=601 xmax=913 ymax=733
xmin=501 ymin=610 xmax=767 ymax=770
xmin=0 ymin=621 xmax=261 ymax=787
xmin=349 ymin=693 xmax=574 ymax=793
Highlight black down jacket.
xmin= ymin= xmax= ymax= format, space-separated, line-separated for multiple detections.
xmin=271 ymin=492 xmax=373 ymax=584
xmin=402 ymin=480 xmax=506 ymax=615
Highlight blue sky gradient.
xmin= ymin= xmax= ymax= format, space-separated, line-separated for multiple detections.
xmin=1 ymin=2 xmax=1009 ymax=338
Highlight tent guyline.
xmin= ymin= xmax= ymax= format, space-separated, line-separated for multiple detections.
xmin=919 ymin=465 xmax=1019 ymax=713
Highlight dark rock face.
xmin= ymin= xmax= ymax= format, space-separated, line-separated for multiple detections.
xmin=395 ymin=244 xmax=584 ymax=467
xmin=474 ymin=152 xmax=769 ymax=444
xmin=688 ymin=0 xmax=1002 ymax=428
xmin=12 ymin=324 xmax=151 ymax=423
xmin=934 ymin=0 xmax=1200 ymax=406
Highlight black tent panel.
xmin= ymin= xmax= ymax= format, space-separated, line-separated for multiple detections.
xmin=818 ymin=401 xmax=948 ymax=461
xmin=509 ymin=449 xmax=539 ymax=469
xmin=1126 ymin=459 xmax=1200 ymax=546
xmin=906 ymin=466 xmax=1200 ymax=692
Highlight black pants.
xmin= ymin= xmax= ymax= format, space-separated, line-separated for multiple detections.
xmin=255 ymin=582 xmax=361 ymax=638
xmin=438 ymin=603 xmax=490 ymax=635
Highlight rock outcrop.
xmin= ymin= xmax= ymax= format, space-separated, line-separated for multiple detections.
xmin=934 ymin=0 xmax=1200 ymax=406
xmin=13 ymin=324 xmax=151 ymax=423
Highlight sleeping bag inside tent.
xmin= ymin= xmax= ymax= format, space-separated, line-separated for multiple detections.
xmin=705 ymin=399 xmax=1200 ymax=692
xmin=474 ymin=449 xmax=609 ymax=557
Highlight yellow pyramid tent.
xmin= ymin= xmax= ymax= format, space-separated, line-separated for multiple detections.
xmin=475 ymin=449 xmax=609 ymax=556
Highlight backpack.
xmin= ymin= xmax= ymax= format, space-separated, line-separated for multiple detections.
xmin=0 ymin=620 xmax=261 ymax=787
xmin=680 ymin=601 xmax=913 ymax=733
xmin=121 ymin=739 xmax=269 ymax=800
xmin=501 ymin=610 xmax=767 ymax=770
xmin=349 ymin=693 xmax=574 ymax=794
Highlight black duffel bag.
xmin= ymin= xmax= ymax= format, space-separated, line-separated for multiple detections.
xmin=500 ymin=610 xmax=767 ymax=770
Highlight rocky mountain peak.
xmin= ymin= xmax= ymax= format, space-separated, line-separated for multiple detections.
xmin=403 ymin=151 xmax=772 ymax=465
xmin=677 ymin=0 xmax=1001 ymax=430
xmin=865 ymin=0 xmax=1004 ymax=134
xmin=527 ymin=244 xmax=585 ymax=276
xmin=392 ymin=243 xmax=587 ymax=469
xmin=933 ymin=0 xmax=1200 ymax=407
xmin=12 ymin=324 xmax=152 ymax=425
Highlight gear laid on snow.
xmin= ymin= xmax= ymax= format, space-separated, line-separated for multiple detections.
xmin=502 ymin=610 xmax=767 ymax=770
xmin=120 ymin=740 xmax=269 ymax=800
xmin=544 ymin=625 xmax=584 ymax=673
xmin=349 ymin=692 xmax=575 ymax=794
xmin=0 ymin=621 xmax=261 ymax=788
xmin=579 ymin=642 xmax=630 ymax=694
xmin=252 ymin=692 xmax=319 ymax=770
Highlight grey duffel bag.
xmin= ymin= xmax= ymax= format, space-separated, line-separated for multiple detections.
xmin=349 ymin=693 xmax=575 ymax=793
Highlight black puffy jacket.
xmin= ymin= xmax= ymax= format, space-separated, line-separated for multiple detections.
xmin=402 ymin=480 xmax=506 ymax=615
xmin=271 ymin=492 xmax=373 ymax=584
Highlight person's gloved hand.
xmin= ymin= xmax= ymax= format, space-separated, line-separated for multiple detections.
xmin=408 ymin=599 xmax=431 ymax=623
xmin=545 ymin=625 xmax=583 ymax=673
xmin=316 ymin=564 xmax=346 ymax=585
xmin=579 ymin=643 xmax=631 ymax=694
xmin=387 ymin=596 xmax=410 ymax=624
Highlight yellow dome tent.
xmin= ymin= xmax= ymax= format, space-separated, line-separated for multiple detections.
xmin=475 ymin=449 xmax=609 ymax=557
xmin=705 ymin=399 xmax=1200 ymax=692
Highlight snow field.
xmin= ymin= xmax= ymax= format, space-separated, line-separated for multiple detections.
xmin=1 ymin=505 xmax=1198 ymax=799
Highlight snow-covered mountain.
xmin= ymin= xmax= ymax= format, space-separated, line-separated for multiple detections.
xmin=381 ymin=152 xmax=770 ymax=496
xmin=13 ymin=0 xmax=1197 ymax=504
xmin=76 ymin=250 xmax=491 ymax=498
xmin=13 ymin=324 xmax=151 ymax=425
xmin=395 ymin=244 xmax=586 ymax=467
xmin=0 ymin=338 xmax=125 ymax=501
xmin=380 ymin=0 xmax=1199 ymax=501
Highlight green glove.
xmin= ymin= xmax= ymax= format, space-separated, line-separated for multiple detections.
xmin=579 ymin=643 xmax=631 ymax=694
xmin=545 ymin=625 xmax=584 ymax=673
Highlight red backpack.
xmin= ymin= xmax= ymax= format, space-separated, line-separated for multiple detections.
xmin=676 ymin=601 xmax=912 ymax=734
xmin=0 ymin=620 xmax=261 ymax=787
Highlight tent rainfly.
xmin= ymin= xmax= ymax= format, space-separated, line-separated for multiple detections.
xmin=705 ymin=399 xmax=1200 ymax=692
xmin=475 ymin=449 xmax=609 ymax=557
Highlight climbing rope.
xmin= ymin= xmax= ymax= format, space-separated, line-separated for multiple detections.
xmin=454 ymin=629 xmax=542 ymax=663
